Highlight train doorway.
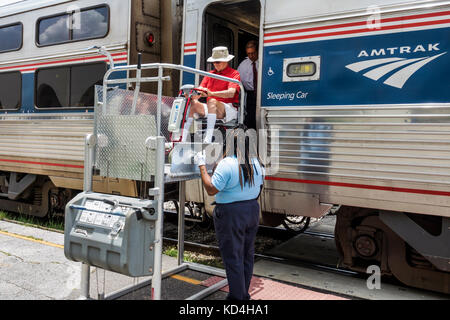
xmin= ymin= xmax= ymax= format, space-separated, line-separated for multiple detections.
xmin=201 ymin=0 xmax=261 ymax=71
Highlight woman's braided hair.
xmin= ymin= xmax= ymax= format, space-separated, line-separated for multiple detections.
xmin=225 ymin=124 xmax=263 ymax=189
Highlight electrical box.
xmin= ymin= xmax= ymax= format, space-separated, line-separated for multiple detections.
xmin=64 ymin=192 xmax=157 ymax=277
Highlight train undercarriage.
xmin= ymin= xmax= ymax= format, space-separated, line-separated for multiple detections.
xmin=0 ymin=172 xmax=57 ymax=217
xmin=335 ymin=206 xmax=450 ymax=294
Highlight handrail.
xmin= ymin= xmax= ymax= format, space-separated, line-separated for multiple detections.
xmin=102 ymin=63 xmax=245 ymax=135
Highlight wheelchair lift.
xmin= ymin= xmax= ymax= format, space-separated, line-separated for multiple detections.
xmin=72 ymin=55 xmax=245 ymax=300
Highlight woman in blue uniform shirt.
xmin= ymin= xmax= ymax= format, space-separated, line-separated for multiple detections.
xmin=195 ymin=127 xmax=265 ymax=300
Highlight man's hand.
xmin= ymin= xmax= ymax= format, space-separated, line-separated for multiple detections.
xmin=194 ymin=150 xmax=206 ymax=167
xmin=195 ymin=87 xmax=208 ymax=98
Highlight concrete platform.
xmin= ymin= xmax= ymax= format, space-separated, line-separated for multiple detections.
xmin=113 ymin=267 xmax=349 ymax=300
xmin=202 ymin=275 xmax=348 ymax=300
xmin=0 ymin=220 xmax=178 ymax=300
xmin=1 ymin=219 xmax=448 ymax=300
xmin=0 ymin=219 xmax=348 ymax=300
xmin=259 ymin=214 xmax=449 ymax=300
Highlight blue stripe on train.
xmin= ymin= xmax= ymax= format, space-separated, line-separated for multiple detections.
xmin=182 ymin=54 xmax=196 ymax=85
xmin=262 ymin=27 xmax=450 ymax=107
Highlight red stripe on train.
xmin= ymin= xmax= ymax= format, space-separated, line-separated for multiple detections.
xmin=265 ymin=176 xmax=450 ymax=197
xmin=264 ymin=10 xmax=450 ymax=37
xmin=20 ymin=57 xmax=128 ymax=72
xmin=0 ymin=52 xmax=128 ymax=72
xmin=0 ymin=158 xmax=84 ymax=169
xmin=264 ymin=18 xmax=450 ymax=43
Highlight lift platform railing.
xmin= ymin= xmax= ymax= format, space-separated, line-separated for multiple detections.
xmin=100 ymin=61 xmax=246 ymax=136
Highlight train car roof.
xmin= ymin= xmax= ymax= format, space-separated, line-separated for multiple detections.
xmin=0 ymin=0 xmax=73 ymax=18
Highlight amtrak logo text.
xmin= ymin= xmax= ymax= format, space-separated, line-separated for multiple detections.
xmin=357 ymin=43 xmax=440 ymax=57
xmin=346 ymin=43 xmax=446 ymax=89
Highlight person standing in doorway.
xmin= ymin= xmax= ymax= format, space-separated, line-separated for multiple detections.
xmin=237 ymin=40 xmax=259 ymax=130
xmin=194 ymin=127 xmax=265 ymax=300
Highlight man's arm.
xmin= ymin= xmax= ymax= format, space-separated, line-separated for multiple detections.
xmin=206 ymin=87 xmax=236 ymax=99
xmin=237 ymin=59 xmax=253 ymax=91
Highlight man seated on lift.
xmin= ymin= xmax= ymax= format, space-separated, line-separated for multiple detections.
xmin=181 ymin=46 xmax=241 ymax=144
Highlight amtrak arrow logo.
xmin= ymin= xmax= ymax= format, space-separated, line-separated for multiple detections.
xmin=345 ymin=52 xmax=446 ymax=89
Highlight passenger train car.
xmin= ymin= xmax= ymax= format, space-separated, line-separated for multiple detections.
xmin=1 ymin=0 xmax=449 ymax=294
xmin=181 ymin=0 xmax=450 ymax=293
xmin=0 ymin=0 xmax=182 ymax=216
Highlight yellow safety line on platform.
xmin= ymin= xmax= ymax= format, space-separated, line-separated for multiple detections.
xmin=0 ymin=230 xmax=64 ymax=249
xmin=170 ymin=274 xmax=202 ymax=285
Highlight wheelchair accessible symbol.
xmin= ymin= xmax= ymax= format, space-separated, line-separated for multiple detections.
xmin=268 ymin=67 xmax=274 ymax=76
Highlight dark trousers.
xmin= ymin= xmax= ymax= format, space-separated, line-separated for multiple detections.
xmin=213 ymin=199 xmax=260 ymax=300
xmin=244 ymin=90 xmax=257 ymax=130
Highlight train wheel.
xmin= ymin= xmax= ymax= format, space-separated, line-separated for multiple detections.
xmin=335 ymin=206 xmax=450 ymax=294
xmin=281 ymin=215 xmax=311 ymax=234
xmin=196 ymin=205 xmax=213 ymax=231
xmin=183 ymin=202 xmax=198 ymax=230
xmin=170 ymin=200 xmax=196 ymax=230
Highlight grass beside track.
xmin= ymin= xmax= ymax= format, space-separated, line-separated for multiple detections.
xmin=0 ymin=211 xmax=64 ymax=232
xmin=163 ymin=245 xmax=223 ymax=269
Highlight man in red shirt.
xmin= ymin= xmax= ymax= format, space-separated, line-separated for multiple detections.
xmin=181 ymin=46 xmax=240 ymax=144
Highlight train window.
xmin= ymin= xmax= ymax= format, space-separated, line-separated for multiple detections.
xmin=0 ymin=23 xmax=22 ymax=53
xmin=37 ymin=5 xmax=109 ymax=46
xmin=35 ymin=62 xmax=106 ymax=109
xmin=283 ymin=56 xmax=321 ymax=82
xmin=73 ymin=6 xmax=109 ymax=41
xmin=70 ymin=63 xmax=107 ymax=107
xmin=36 ymin=67 xmax=70 ymax=108
xmin=38 ymin=14 xmax=70 ymax=46
xmin=0 ymin=72 xmax=21 ymax=110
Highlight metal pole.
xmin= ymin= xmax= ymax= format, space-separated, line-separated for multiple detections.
xmin=151 ymin=136 xmax=165 ymax=300
xmin=83 ymin=134 xmax=95 ymax=192
xmin=131 ymin=53 xmax=142 ymax=114
xmin=81 ymin=133 xmax=96 ymax=299
xmin=81 ymin=263 xmax=90 ymax=299
xmin=156 ymin=66 xmax=163 ymax=136
xmin=177 ymin=181 xmax=186 ymax=266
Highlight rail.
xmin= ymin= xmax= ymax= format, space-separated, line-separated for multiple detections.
xmin=101 ymin=61 xmax=246 ymax=136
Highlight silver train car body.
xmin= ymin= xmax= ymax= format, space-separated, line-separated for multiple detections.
xmin=181 ymin=0 xmax=450 ymax=293
xmin=0 ymin=0 xmax=182 ymax=216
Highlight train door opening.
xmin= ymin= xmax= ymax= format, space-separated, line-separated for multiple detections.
xmin=193 ymin=0 xmax=285 ymax=226
xmin=201 ymin=0 xmax=261 ymax=72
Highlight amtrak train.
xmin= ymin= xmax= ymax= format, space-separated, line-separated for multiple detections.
xmin=0 ymin=0 xmax=449 ymax=294
xmin=180 ymin=0 xmax=450 ymax=294
xmin=0 ymin=0 xmax=182 ymax=216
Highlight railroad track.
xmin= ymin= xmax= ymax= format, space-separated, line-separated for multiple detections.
xmin=162 ymin=232 xmax=359 ymax=279
xmin=2 ymin=213 xmax=354 ymax=279
xmin=1 ymin=214 xmax=430 ymax=298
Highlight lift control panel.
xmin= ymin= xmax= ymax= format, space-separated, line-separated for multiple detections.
xmin=64 ymin=192 xmax=157 ymax=277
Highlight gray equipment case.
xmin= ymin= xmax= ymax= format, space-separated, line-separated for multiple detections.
xmin=64 ymin=192 xmax=157 ymax=277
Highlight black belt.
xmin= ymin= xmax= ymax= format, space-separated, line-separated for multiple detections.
xmin=214 ymin=198 xmax=258 ymax=206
